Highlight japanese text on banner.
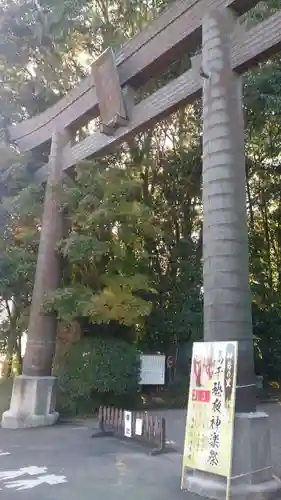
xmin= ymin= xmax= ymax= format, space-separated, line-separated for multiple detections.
xmin=182 ymin=341 xmax=237 ymax=479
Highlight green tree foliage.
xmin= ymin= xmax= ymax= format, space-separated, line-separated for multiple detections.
xmin=43 ymin=159 xmax=158 ymax=326
xmin=56 ymin=336 xmax=140 ymax=414
xmin=0 ymin=227 xmax=37 ymax=376
xmin=0 ymin=145 xmax=43 ymax=375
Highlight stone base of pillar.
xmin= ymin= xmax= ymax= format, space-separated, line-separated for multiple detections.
xmin=182 ymin=412 xmax=280 ymax=499
xmin=1 ymin=375 xmax=59 ymax=429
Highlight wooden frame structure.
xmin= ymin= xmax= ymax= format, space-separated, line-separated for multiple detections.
xmin=9 ymin=0 xmax=280 ymax=153
xmin=8 ymin=1 xmax=281 ymax=185
xmin=3 ymin=1 xmax=281 ymax=496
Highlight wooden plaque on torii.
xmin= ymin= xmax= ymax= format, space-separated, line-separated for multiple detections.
xmin=92 ymin=47 xmax=128 ymax=136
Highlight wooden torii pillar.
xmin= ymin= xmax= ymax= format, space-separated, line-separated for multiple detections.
xmin=2 ymin=130 xmax=72 ymax=427
xmin=2 ymin=50 xmax=129 ymax=428
xmin=181 ymin=8 xmax=273 ymax=498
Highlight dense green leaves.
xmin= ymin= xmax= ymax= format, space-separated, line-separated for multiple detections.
xmin=56 ymin=336 xmax=140 ymax=413
xmin=44 ymin=161 xmax=158 ymax=326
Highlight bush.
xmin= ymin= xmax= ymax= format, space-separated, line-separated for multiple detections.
xmin=55 ymin=337 xmax=141 ymax=415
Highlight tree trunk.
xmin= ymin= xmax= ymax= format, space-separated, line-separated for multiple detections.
xmin=260 ymin=186 xmax=273 ymax=290
xmin=3 ymin=300 xmax=17 ymax=378
xmin=5 ymin=341 xmax=14 ymax=379
xmin=245 ymin=160 xmax=255 ymax=233
xmin=15 ymin=338 xmax=22 ymax=375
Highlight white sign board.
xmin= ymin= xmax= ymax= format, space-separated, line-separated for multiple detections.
xmin=140 ymin=354 xmax=165 ymax=385
xmin=135 ymin=418 xmax=143 ymax=436
xmin=124 ymin=411 xmax=132 ymax=438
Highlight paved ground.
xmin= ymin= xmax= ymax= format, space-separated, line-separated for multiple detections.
xmin=0 ymin=404 xmax=280 ymax=499
xmin=0 ymin=421 xmax=188 ymax=500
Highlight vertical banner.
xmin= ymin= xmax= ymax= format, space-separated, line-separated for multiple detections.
xmin=124 ymin=411 xmax=132 ymax=438
xmin=181 ymin=341 xmax=238 ymax=486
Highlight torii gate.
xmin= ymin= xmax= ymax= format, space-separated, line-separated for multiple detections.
xmin=3 ymin=0 xmax=281 ymax=496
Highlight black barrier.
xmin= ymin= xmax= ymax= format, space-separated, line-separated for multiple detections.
xmin=92 ymin=406 xmax=167 ymax=455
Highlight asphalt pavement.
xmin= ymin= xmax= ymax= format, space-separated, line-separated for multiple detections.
xmin=0 ymin=420 xmax=189 ymax=500
xmin=0 ymin=404 xmax=280 ymax=499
